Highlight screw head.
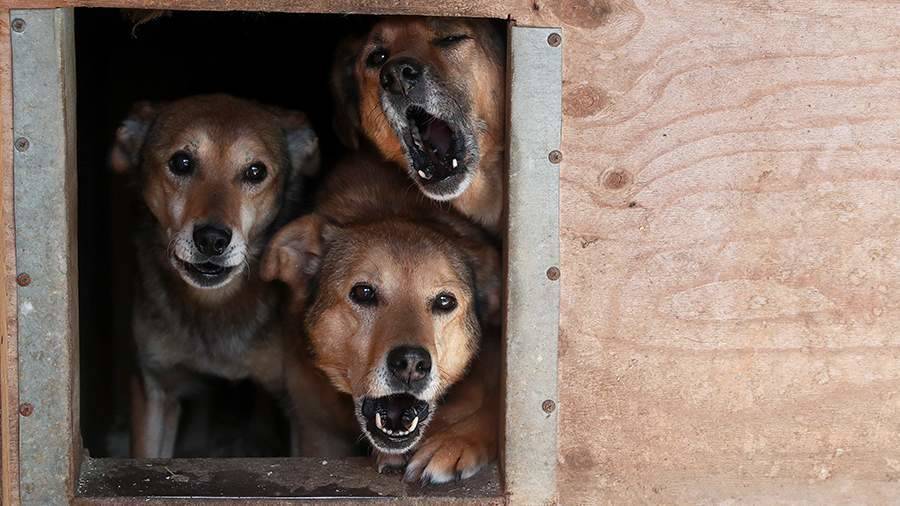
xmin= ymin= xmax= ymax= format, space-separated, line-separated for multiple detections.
xmin=548 ymin=150 xmax=562 ymax=164
xmin=14 ymin=137 xmax=29 ymax=152
xmin=546 ymin=266 xmax=560 ymax=281
xmin=542 ymin=399 xmax=556 ymax=414
xmin=547 ymin=32 xmax=561 ymax=47
xmin=19 ymin=403 xmax=33 ymax=417
xmin=16 ymin=273 xmax=31 ymax=287
xmin=11 ymin=18 xmax=26 ymax=33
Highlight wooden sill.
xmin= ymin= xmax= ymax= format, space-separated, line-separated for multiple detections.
xmin=74 ymin=457 xmax=502 ymax=504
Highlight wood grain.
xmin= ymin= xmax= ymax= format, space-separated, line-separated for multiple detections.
xmin=0 ymin=8 xmax=18 ymax=506
xmin=547 ymin=0 xmax=900 ymax=503
xmin=0 ymin=0 xmax=523 ymax=18
xmin=1 ymin=0 xmax=899 ymax=504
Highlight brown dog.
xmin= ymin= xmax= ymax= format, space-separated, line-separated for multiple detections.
xmin=332 ymin=17 xmax=506 ymax=233
xmin=263 ymin=153 xmax=501 ymax=483
xmin=110 ymin=94 xmax=319 ymax=457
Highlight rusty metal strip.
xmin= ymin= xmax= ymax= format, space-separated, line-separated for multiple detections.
xmin=11 ymin=8 xmax=79 ymax=505
xmin=504 ymin=25 xmax=562 ymax=505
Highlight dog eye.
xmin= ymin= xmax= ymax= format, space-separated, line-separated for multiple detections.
xmin=432 ymin=292 xmax=458 ymax=313
xmin=168 ymin=152 xmax=193 ymax=176
xmin=366 ymin=48 xmax=388 ymax=68
xmin=242 ymin=163 xmax=268 ymax=184
xmin=349 ymin=283 xmax=378 ymax=305
xmin=434 ymin=34 xmax=471 ymax=48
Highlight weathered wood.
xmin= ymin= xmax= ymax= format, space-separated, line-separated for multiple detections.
xmin=551 ymin=0 xmax=900 ymax=503
xmin=75 ymin=458 xmax=502 ymax=503
xmin=0 ymin=8 xmax=19 ymax=506
xmin=0 ymin=0 xmax=525 ymax=18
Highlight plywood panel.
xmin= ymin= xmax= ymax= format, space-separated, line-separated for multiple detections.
xmin=547 ymin=0 xmax=900 ymax=503
xmin=0 ymin=0 xmax=525 ymax=18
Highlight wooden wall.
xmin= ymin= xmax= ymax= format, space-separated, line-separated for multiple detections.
xmin=2 ymin=0 xmax=900 ymax=503
xmin=551 ymin=1 xmax=900 ymax=502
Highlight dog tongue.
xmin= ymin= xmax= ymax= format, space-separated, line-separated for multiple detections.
xmin=424 ymin=119 xmax=452 ymax=156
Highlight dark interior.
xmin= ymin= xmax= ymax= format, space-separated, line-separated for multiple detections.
xmin=76 ymin=8 xmax=507 ymax=465
xmin=75 ymin=8 xmax=370 ymax=458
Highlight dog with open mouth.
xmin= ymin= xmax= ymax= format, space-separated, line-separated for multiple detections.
xmin=331 ymin=17 xmax=506 ymax=233
xmin=263 ymin=153 xmax=501 ymax=483
xmin=110 ymin=94 xmax=319 ymax=457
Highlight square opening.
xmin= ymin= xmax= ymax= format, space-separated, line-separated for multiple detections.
xmin=10 ymin=6 xmax=558 ymax=503
xmin=74 ymin=7 xmax=507 ymax=501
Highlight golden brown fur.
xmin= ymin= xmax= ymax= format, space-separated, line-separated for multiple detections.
xmin=263 ymin=153 xmax=501 ymax=483
xmin=111 ymin=94 xmax=319 ymax=457
xmin=331 ymin=17 xmax=506 ymax=233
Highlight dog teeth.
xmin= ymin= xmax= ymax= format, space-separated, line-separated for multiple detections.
xmin=452 ymin=158 xmax=458 ymax=169
xmin=418 ymin=170 xmax=432 ymax=180
xmin=373 ymin=413 xmax=420 ymax=437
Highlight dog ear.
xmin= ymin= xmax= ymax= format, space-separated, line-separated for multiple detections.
xmin=465 ymin=243 xmax=503 ymax=326
xmin=330 ymin=35 xmax=364 ymax=150
xmin=272 ymin=109 xmax=320 ymax=177
xmin=109 ymin=101 xmax=159 ymax=173
xmin=261 ymin=214 xmax=329 ymax=297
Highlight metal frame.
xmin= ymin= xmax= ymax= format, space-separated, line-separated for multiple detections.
xmin=7 ymin=9 xmax=561 ymax=504
xmin=504 ymin=25 xmax=562 ymax=505
xmin=11 ymin=8 xmax=79 ymax=505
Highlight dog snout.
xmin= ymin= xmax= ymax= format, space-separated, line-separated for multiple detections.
xmin=193 ymin=223 xmax=232 ymax=256
xmin=387 ymin=346 xmax=432 ymax=387
xmin=380 ymin=57 xmax=423 ymax=96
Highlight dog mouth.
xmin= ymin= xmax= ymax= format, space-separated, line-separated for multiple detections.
xmin=401 ymin=106 xmax=469 ymax=197
xmin=175 ymin=258 xmax=237 ymax=289
xmin=359 ymin=393 xmax=431 ymax=453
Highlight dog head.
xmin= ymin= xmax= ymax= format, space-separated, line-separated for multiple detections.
xmin=263 ymin=215 xmax=499 ymax=453
xmin=332 ymin=17 xmax=505 ymax=201
xmin=110 ymin=94 xmax=319 ymax=298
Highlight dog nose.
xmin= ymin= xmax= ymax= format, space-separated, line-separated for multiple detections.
xmin=387 ymin=346 xmax=432 ymax=386
xmin=193 ymin=223 xmax=232 ymax=256
xmin=380 ymin=57 xmax=423 ymax=96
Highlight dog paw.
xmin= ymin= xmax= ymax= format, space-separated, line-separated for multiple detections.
xmin=375 ymin=451 xmax=407 ymax=474
xmin=403 ymin=434 xmax=490 ymax=485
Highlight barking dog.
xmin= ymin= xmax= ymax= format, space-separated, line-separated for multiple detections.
xmin=110 ymin=94 xmax=319 ymax=457
xmin=263 ymin=153 xmax=501 ymax=483
xmin=332 ymin=17 xmax=506 ymax=232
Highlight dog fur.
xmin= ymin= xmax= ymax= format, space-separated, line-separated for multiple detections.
xmin=331 ymin=17 xmax=506 ymax=233
xmin=111 ymin=94 xmax=319 ymax=457
xmin=263 ymin=153 xmax=501 ymax=483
